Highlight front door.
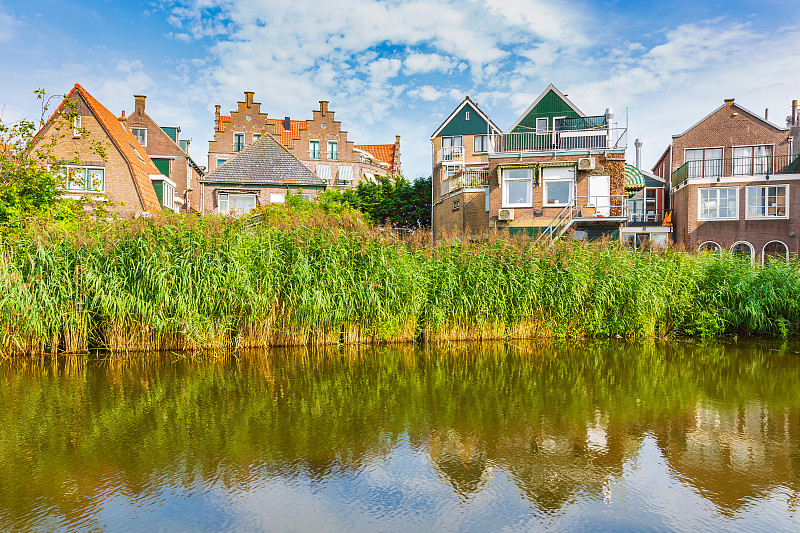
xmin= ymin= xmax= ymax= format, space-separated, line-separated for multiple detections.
xmin=589 ymin=175 xmax=611 ymax=216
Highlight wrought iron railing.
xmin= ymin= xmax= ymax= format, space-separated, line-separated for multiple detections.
xmin=672 ymin=154 xmax=800 ymax=187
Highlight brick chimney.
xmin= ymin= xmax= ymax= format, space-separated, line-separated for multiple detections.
xmin=394 ymin=135 xmax=401 ymax=172
xmin=118 ymin=110 xmax=127 ymax=130
xmin=724 ymin=98 xmax=735 ymax=107
xmin=134 ymin=95 xmax=146 ymax=113
xmin=215 ymin=105 xmax=221 ymax=131
xmin=320 ymin=101 xmax=329 ymax=116
xmin=244 ymin=91 xmax=254 ymax=108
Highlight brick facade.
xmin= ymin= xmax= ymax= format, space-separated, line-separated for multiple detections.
xmin=201 ymin=185 xmax=323 ymax=214
xmin=126 ymin=95 xmax=203 ymax=213
xmin=208 ymin=92 xmax=400 ymax=188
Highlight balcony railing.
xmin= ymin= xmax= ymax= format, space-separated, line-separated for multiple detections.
xmin=672 ymin=154 xmax=800 ymax=187
xmin=444 ymin=168 xmax=490 ymax=193
xmin=627 ymin=203 xmax=666 ymax=224
xmin=435 ymin=145 xmax=464 ymax=164
xmin=489 ymin=126 xmax=627 ymax=154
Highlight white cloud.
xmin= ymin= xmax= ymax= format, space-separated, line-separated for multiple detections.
xmin=408 ymin=85 xmax=446 ymax=101
xmin=404 ymin=53 xmax=457 ymax=75
xmin=0 ymin=10 xmax=17 ymax=43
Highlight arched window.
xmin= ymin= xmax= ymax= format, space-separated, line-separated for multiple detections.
xmin=731 ymin=241 xmax=755 ymax=262
xmin=698 ymin=241 xmax=721 ymax=252
xmin=762 ymin=240 xmax=789 ymax=264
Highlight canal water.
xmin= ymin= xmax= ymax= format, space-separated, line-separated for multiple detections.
xmin=1 ymin=341 xmax=799 ymax=532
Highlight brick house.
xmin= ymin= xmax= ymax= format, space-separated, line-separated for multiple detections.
xmin=31 ymin=84 xmax=161 ymax=216
xmin=432 ymin=85 xmax=630 ymax=241
xmin=208 ymin=92 xmax=400 ymax=188
xmin=654 ymin=97 xmax=800 ymax=261
xmin=200 ymin=132 xmax=326 ymax=215
xmin=124 ymin=95 xmax=204 ymax=213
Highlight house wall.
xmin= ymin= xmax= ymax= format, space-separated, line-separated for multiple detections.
xmin=202 ymin=185 xmax=324 ymax=215
xmin=127 ymin=96 xmax=202 ymax=212
xmin=486 ymin=152 xmax=626 ymax=231
xmin=670 ymin=100 xmax=793 ymax=251
xmin=35 ymin=94 xmax=145 ymax=215
xmin=512 ymin=89 xmax=581 ymax=132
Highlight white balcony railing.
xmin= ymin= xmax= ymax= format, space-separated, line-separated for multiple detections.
xmin=435 ymin=145 xmax=465 ymax=164
xmin=488 ymin=127 xmax=627 ymax=154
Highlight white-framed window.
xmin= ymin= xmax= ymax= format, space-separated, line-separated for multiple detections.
xmin=72 ymin=116 xmax=81 ymax=138
xmin=731 ymin=241 xmax=755 ymax=262
xmin=327 ymin=141 xmax=338 ymax=160
xmin=61 ymin=166 xmax=105 ymax=192
xmin=441 ymin=136 xmax=463 ymax=162
xmin=338 ymin=165 xmax=353 ymax=186
xmin=473 ymin=135 xmax=489 ymax=153
xmin=542 ymin=166 xmax=575 ymax=207
xmin=698 ymin=241 xmax=721 ymax=252
xmin=218 ymin=192 xmax=256 ymax=215
xmin=309 ymin=140 xmax=320 ymax=159
xmin=762 ymin=240 xmax=789 ymax=264
xmin=536 ymin=117 xmax=548 ymax=133
xmin=443 ymin=165 xmax=460 ymax=181
xmin=270 ymin=192 xmax=286 ymax=204
xmin=747 ymin=185 xmax=788 ymax=219
xmin=734 ymin=145 xmax=773 ymax=176
xmin=233 ymin=133 xmax=245 ymax=152
xmin=131 ymin=127 xmax=147 ymax=146
xmin=698 ymin=187 xmax=738 ymax=220
xmin=253 ymin=133 xmax=261 ymax=142
xmin=316 ymin=164 xmax=331 ymax=181
xmin=453 ymin=199 xmax=460 ymax=210
xmin=686 ymin=148 xmax=723 ymax=179
xmin=465 ymin=111 xmax=470 ymax=121
xmin=502 ymin=168 xmax=533 ymax=207
xmin=216 ymin=158 xmax=227 ymax=167
xmin=301 ymin=194 xmax=312 ymax=201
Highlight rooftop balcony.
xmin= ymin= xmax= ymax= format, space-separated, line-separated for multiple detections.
xmin=443 ymin=168 xmax=490 ymax=194
xmin=672 ymin=154 xmax=800 ymax=187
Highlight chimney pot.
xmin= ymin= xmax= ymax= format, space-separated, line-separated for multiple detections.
xmin=765 ymin=108 xmax=769 ymax=121
xmin=793 ymin=100 xmax=798 ymax=126
xmin=244 ymin=91 xmax=254 ymax=108
xmin=724 ymin=98 xmax=735 ymax=107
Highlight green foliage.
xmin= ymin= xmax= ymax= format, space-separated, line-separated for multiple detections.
xmin=2 ymin=213 xmax=800 ymax=356
xmin=321 ymin=175 xmax=432 ymax=229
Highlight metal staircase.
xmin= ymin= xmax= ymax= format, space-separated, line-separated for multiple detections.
xmin=535 ymin=203 xmax=575 ymax=245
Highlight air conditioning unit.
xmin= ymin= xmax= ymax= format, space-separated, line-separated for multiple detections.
xmin=498 ymin=208 xmax=514 ymax=221
xmin=578 ymin=157 xmax=595 ymax=170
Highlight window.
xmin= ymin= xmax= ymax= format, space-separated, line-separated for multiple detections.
xmin=217 ymin=158 xmax=227 ymax=167
xmin=465 ymin=111 xmax=470 ymax=120
xmin=302 ymin=194 xmax=312 ymax=201
xmin=473 ymin=135 xmax=489 ymax=153
xmin=270 ymin=193 xmax=286 ymax=204
xmin=699 ymin=187 xmax=738 ymax=220
xmin=338 ymin=165 xmax=353 ymax=186
xmin=747 ymin=185 xmax=788 ymax=218
xmin=686 ymin=148 xmax=723 ymax=179
xmin=309 ymin=140 xmax=320 ymax=159
xmin=763 ymin=241 xmax=789 ymax=264
xmin=316 ymin=164 xmax=331 ymax=181
xmin=698 ymin=241 xmax=721 ymax=252
xmin=453 ymin=200 xmax=460 ymax=210
xmin=536 ymin=117 xmax=548 ymax=133
xmin=327 ymin=141 xmax=338 ymax=160
xmin=131 ymin=127 xmax=147 ymax=146
xmin=61 ymin=166 xmax=105 ymax=192
xmin=72 ymin=116 xmax=81 ymax=138
xmin=542 ymin=166 xmax=575 ymax=206
xmin=233 ymin=133 xmax=245 ymax=152
xmin=734 ymin=145 xmax=772 ymax=176
xmin=253 ymin=133 xmax=261 ymax=142
xmin=441 ymin=136 xmax=462 ymax=162
xmin=218 ymin=193 xmax=256 ymax=215
xmin=731 ymin=241 xmax=754 ymax=262
xmin=502 ymin=168 xmax=533 ymax=207
xmin=128 ymin=143 xmax=144 ymax=162
xmin=443 ymin=165 xmax=460 ymax=181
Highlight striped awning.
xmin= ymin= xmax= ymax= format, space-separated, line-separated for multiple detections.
xmin=624 ymin=164 xmax=646 ymax=191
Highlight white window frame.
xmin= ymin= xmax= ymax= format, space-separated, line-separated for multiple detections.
xmin=542 ymin=168 xmax=575 ymax=208
xmin=746 ymin=184 xmax=789 ymax=220
xmin=233 ymin=132 xmax=245 ymax=152
xmin=762 ymin=240 xmax=790 ymax=264
xmin=501 ymin=167 xmax=534 ymax=208
xmin=535 ymin=117 xmax=548 ymax=133
xmin=684 ymin=147 xmax=724 ymax=179
xmin=270 ymin=192 xmax=286 ymax=204
xmin=218 ymin=192 xmax=257 ymax=215
xmin=216 ymin=158 xmax=227 ymax=168
xmin=698 ymin=241 xmax=721 ymax=252
xmin=730 ymin=241 xmax=755 ymax=263
xmin=62 ymin=166 xmax=105 ymax=193
xmin=131 ymin=127 xmax=147 ymax=146
xmin=465 ymin=111 xmax=470 ymax=121
xmin=697 ymin=187 xmax=738 ymax=221
xmin=309 ymin=140 xmax=320 ymax=159
xmin=72 ymin=116 xmax=81 ymax=138
xmin=327 ymin=141 xmax=338 ymax=160
xmin=253 ymin=133 xmax=261 ymax=142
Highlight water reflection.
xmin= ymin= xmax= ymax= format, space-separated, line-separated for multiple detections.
xmin=0 ymin=341 xmax=799 ymax=531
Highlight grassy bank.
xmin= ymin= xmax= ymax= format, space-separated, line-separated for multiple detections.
xmin=2 ymin=207 xmax=799 ymax=355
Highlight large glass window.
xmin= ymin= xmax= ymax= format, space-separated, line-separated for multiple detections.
xmin=218 ymin=193 xmax=256 ymax=215
xmin=686 ymin=148 xmax=723 ymax=179
xmin=233 ymin=133 xmax=245 ymax=152
xmin=441 ymin=136 xmax=462 ymax=161
xmin=536 ymin=117 xmax=548 ymax=132
xmin=542 ymin=167 xmax=575 ymax=207
xmin=699 ymin=187 xmax=737 ymax=219
xmin=734 ymin=145 xmax=772 ymax=176
xmin=309 ymin=140 xmax=320 ymax=159
xmin=61 ymin=166 xmax=105 ymax=192
xmin=131 ymin=127 xmax=147 ymax=146
xmin=747 ymin=185 xmax=788 ymax=218
xmin=473 ymin=135 xmax=489 ymax=153
xmin=327 ymin=141 xmax=338 ymax=160
xmin=502 ymin=168 xmax=533 ymax=207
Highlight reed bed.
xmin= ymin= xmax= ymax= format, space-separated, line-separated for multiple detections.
xmin=2 ymin=209 xmax=800 ymax=356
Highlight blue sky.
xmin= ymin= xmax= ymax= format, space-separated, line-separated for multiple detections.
xmin=2 ymin=0 xmax=800 ymax=179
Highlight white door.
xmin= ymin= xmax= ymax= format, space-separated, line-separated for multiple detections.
xmin=589 ymin=175 xmax=611 ymax=216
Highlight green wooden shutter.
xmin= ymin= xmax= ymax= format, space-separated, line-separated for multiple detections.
xmin=152 ymin=181 xmax=164 ymax=205
xmin=153 ymin=158 xmax=170 ymax=177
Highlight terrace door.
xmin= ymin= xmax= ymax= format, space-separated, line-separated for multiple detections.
xmin=589 ymin=175 xmax=611 ymax=216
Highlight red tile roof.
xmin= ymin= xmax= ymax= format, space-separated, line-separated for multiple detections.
xmin=42 ymin=85 xmax=162 ymax=213
xmin=354 ymin=144 xmax=397 ymax=170
xmin=266 ymin=118 xmax=307 ymax=149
